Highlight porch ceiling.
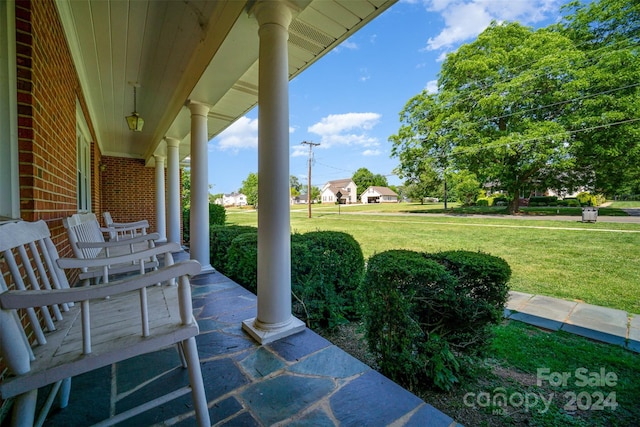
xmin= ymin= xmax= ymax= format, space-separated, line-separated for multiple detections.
xmin=55 ymin=0 xmax=396 ymax=167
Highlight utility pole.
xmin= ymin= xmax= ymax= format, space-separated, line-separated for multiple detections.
xmin=301 ymin=141 xmax=320 ymax=218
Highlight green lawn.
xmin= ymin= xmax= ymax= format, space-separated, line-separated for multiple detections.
xmin=226 ymin=203 xmax=640 ymax=314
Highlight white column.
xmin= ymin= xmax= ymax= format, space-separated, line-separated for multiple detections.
xmin=165 ymin=137 xmax=181 ymax=246
xmin=154 ymin=155 xmax=167 ymax=242
xmin=187 ymin=101 xmax=213 ymax=272
xmin=242 ymin=0 xmax=305 ymax=344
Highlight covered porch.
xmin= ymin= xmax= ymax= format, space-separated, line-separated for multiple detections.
xmin=0 ymin=1 xmax=460 ymax=424
xmin=39 ymin=252 xmax=457 ymax=427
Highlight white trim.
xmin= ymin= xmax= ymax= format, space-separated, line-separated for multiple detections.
xmin=76 ymin=100 xmax=92 ymax=212
xmin=0 ymin=1 xmax=19 ymax=218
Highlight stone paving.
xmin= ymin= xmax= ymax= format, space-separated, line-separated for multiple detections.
xmin=38 ymin=253 xmax=639 ymax=426
xmin=505 ymin=291 xmax=640 ymax=352
xmin=41 ymin=262 xmax=459 ymax=427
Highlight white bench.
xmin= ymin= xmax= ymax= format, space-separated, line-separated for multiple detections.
xmin=63 ymin=213 xmax=161 ymax=284
xmin=0 ymin=220 xmax=210 ymax=427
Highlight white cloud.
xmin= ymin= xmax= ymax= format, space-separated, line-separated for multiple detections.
xmin=217 ymin=117 xmax=297 ymax=152
xmin=340 ymin=40 xmax=358 ymax=50
xmin=426 ymin=80 xmax=439 ymax=94
xmin=308 ymin=112 xmax=382 ymax=149
xmin=362 ymin=149 xmax=382 ymax=156
xmin=216 ymin=116 xmax=258 ymax=151
xmin=359 ymin=68 xmax=371 ymax=82
xmin=423 ymin=0 xmax=560 ymax=51
xmin=291 ymin=145 xmax=308 ymax=157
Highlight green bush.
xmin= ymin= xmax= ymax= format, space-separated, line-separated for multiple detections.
xmin=210 ymin=225 xmax=257 ymax=273
xmin=359 ymin=250 xmax=460 ymax=391
xmin=492 ymin=195 xmax=510 ymax=206
xmin=183 ymin=203 xmax=226 ymax=244
xmin=426 ymin=250 xmax=511 ymax=345
xmin=225 ymin=233 xmax=258 ymax=293
xmin=529 ymin=196 xmax=557 ymax=206
xmin=360 ymin=249 xmax=511 ymax=391
xmin=563 ymin=198 xmax=581 ymax=207
xmin=292 ymin=231 xmax=364 ymax=329
xmin=475 ymin=197 xmax=490 ymax=207
xmin=577 ymin=191 xmax=600 ymax=207
xmin=209 ymin=203 xmax=226 ymax=225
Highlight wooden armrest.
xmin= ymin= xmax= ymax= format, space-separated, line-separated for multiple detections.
xmin=57 ymin=242 xmax=180 ymax=269
xmin=77 ymin=232 xmax=160 ymax=249
xmin=0 ymin=260 xmax=201 ymax=309
xmin=108 ymin=220 xmax=149 ymax=229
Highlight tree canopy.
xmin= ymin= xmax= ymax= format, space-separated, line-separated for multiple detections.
xmin=352 ymin=167 xmax=389 ymax=200
xmin=240 ymin=172 xmax=259 ymax=207
xmin=390 ymin=0 xmax=640 ymax=212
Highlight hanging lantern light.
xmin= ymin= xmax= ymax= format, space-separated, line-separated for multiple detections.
xmin=125 ymin=83 xmax=144 ymax=132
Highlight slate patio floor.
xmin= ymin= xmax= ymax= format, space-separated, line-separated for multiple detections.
xmin=39 ymin=251 xmax=459 ymax=427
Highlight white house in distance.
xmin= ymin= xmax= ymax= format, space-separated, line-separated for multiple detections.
xmin=361 ymin=186 xmax=399 ymax=204
xmin=215 ymin=193 xmax=247 ymax=207
xmin=321 ymin=179 xmax=358 ymax=204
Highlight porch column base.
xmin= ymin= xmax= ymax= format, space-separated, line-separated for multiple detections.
xmin=242 ymin=316 xmax=305 ymax=345
xmin=199 ymin=264 xmax=215 ymax=274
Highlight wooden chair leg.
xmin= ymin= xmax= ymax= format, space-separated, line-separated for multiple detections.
xmin=59 ymin=377 xmax=72 ymax=408
xmin=11 ymin=389 xmax=37 ymax=427
xmin=176 ymin=342 xmax=187 ymax=368
xmin=182 ymin=337 xmax=210 ymax=427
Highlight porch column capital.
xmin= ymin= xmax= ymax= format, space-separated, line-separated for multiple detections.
xmin=186 ymin=101 xmax=210 ymax=118
xmin=164 ymin=137 xmax=180 ymax=148
xmin=252 ymin=0 xmax=295 ymax=29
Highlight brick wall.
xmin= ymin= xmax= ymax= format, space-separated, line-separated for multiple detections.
xmin=15 ymin=0 xmax=98 ymax=250
xmin=100 ymin=156 xmax=159 ymax=231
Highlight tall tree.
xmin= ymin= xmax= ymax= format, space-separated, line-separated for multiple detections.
xmin=391 ymin=22 xmax=584 ymax=213
xmin=290 ymin=175 xmax=302 ymax=193
xmin=240 ymin=172 xmax=259 ymax=208
xmin=352 ymin=167 xmax=388 ymax=200
xmin=559 ymin=0 xmax=640 ymax=196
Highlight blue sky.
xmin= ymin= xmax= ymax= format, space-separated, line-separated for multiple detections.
xmin=207 ymin=0 xmax=565 ymax=195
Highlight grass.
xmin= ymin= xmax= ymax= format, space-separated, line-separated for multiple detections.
xmin=609 ymin=200 xmax=640 ymax=208
xmin=410 ymin=320 xmax=640 ymax=426
xmin=224 ymin=203 xmax=640 ymax=426
xmin=226 ymin=203 xmax=640 ymax=313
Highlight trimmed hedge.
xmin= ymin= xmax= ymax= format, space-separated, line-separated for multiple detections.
xmin=528 ymin=196 xmax=558 ymax=206
xmin=360 ymin=249 xmax=511 ymax=391
xmin=210 ymin=225 xmax=257 ymax=273
xmin=183 ymin=203 xmax=226 ymax=244
xmin=427 ymin=250 xmax=511 ymax=340
xmin=226 ymin=233 xmax=258 ymax=293
xmin=292 ymin=231 xmax=365 ymax=329
xmin=209 ymin=227 xmax=364 ymax=330
xmin=359 ymin=250 xmax=460 ymax=390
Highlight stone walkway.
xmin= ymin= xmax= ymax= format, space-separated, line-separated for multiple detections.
xmin=505 ymin=291 xmax=640 ymax=352
xmin=41 ymin=261 xmax=459 ymax=427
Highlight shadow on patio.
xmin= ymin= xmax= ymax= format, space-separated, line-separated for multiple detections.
xmin=39 ymin=251 xmax=459 ymax=427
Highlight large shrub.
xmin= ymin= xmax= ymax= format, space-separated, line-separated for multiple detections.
xmin=291 ymin=231 xmax=364 ymax=329
xmin=210 ymin=225 xmax=257 ymax=273
xmin=226 ymin=233 xmax=258 ymax=293
xmin=528 ymin=196 xmax=558 ymax=206
xmin=183 ymin=203 xmax=226 ymax=244
xmin=426 ymin=250 xmax=511 ymax=351
xmin=359 ymin=250 xmax=460 ymax=391
xmin=360 ymin=249 xmax=511 ymax=391
xmin=209 ymin=203 xmax=226 ymax=225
